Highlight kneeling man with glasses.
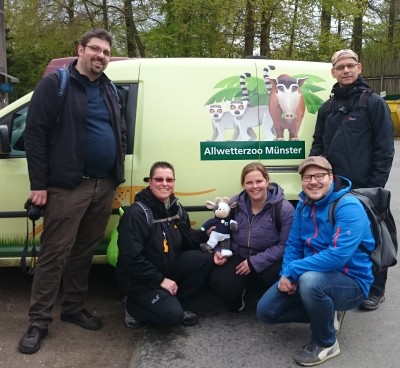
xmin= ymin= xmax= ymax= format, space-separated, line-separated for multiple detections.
xmin=257 ymin=156 xmax=375 ymax=366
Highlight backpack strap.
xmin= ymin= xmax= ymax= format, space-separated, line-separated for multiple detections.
xmin=328 ymin=192 xmax=351 ymax=226
xmin=56 ymin=67 xmax=70 ymax=98
xmin=134 ymin=201 xmax=183 ymax=226
xmin=358 ymin=87 xmax=372 ymax=130
xmin=272 ymin=201 xmax=283 ymax=233
xmin=134 ymin=201 xmax=154 ymax=226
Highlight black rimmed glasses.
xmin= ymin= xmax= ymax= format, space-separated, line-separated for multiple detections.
xmin=151 ymin=177 xmax=175 ymax=183
xmin=301 ymin=172 xmax=329 ymax=182
xmin=85 ymin=45 xmax=111 ymax=57
xmin=334 ymin=63 xmax=358 ymax=71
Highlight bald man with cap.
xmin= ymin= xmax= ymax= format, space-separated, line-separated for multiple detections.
xmin=257 ymin=156 xmax=375 ymax=366
xmin=310 ymin=49 xmax=394 ymax=311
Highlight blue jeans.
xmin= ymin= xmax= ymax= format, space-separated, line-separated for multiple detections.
xmin=257 ymin=271 xmax=366 ymax=347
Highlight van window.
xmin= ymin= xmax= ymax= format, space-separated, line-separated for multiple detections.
xmin=11 ymin=106 xmax=28 ymax=154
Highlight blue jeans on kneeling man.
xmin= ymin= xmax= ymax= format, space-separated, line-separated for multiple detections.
xmin=256 ymin=271 xmax=365 ymax=347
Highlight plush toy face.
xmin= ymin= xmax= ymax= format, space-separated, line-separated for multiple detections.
xmin=214 ymin=202 xmax=231 ymax=219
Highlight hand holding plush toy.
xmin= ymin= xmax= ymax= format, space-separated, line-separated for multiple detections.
xmin=200 ymin=197 xmax=238 ymax=257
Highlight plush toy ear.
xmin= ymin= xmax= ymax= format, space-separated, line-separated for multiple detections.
xmin=229 ymin=201 xmax=237 ymax=209
xmin=205 ymin=200 xmax=216 ymax=209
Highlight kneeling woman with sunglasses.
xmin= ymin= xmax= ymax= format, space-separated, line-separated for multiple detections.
xmin=115 ymin=161 xmax=213 ymax=328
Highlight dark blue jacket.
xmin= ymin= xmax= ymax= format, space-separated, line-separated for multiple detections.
xmin=310 ymin=77 xmax=394 ymax=188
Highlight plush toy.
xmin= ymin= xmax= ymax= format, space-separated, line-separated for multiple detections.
xmin=200 ymin=197 xmax=238 ymax=257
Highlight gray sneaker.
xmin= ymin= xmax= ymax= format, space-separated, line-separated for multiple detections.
xmin=200 ymin=243 xmax=213 ymax=253
xmin=294 ymin=340 xmax=340 ymax=366
xmin=334 ymin=311 xmax=346 ymax=335
xmin=122 ymin=297 xmax=144 ymax=329
xmin=124 ymin=307 xmax=144 ymax=329
xmin=181 ymin=310 xmax=199 ymax=326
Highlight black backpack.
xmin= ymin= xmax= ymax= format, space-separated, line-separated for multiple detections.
xmin=329 ymin=187 xmax=398 ymax=271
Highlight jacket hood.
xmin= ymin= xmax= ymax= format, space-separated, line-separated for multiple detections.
xmin=233 ymin=182 xmax=285 ymax=212
xmin=331 ymin=76 xmax=370 ymax=100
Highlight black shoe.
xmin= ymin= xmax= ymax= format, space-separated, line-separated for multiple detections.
xmin=60 ymin=309 xmax=102 ymax=330
xmin=18 ymin=325 xmax=48 ymax=354
xmin=360 ymin=294 xmax=385 ymax=310
xmin=181 ymin=311 xmax=199 ymax=326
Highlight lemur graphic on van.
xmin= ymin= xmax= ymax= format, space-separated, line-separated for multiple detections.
xmin=230 ymin=67 xmax=276 ymax=141
xmin=206 ymin=65 xmax=276 ymax=142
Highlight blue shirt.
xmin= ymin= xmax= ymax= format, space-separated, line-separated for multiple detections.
xmin=80 ymin=76 xmax=116 ymax=177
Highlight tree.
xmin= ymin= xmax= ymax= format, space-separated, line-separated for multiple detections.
xmin=4 ymin=0 xmax=399 ymax=98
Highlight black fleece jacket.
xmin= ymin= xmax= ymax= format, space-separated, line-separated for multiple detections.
xmin=310 ymin=77 xmax=394 ymax=188
xmin=115 ymin=187 xmax=207 ymax=294
xmin=23 ymin=61 xmax=126 ymax=190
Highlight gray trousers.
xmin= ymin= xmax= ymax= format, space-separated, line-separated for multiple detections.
xmin=29 ymin=177 xmax=115 ymax=328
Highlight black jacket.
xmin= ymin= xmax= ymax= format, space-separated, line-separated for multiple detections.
xmin=310 ymin=77 xmax=394 ymax=188
xmin=24 ymin=61 xmax=126 ymax=190
xmin=115 ymin=187 xmax=207 ymax=293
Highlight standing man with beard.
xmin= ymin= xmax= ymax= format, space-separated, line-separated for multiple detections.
xmin=310 ymin=49 xmax=394 ymax=311
xmin=18 ymin=28 xmax=126 ymax=354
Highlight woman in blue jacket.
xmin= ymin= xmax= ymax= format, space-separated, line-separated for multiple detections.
xmin=209 ymin=162 xmax=295 ymax=312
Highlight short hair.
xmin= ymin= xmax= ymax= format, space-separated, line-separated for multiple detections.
xmin=79 ymin=28 xmax=113 ymax=48
xmin=240 ymin=162 xmax=270 ymax=186
xmin=149 ymin=161 xmax=175 ymax=178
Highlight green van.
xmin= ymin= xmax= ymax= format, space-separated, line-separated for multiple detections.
xmin=0 ymin=58 xmax=332 ymax=266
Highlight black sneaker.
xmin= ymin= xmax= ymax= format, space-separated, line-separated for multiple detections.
xmin=360 ymin=294 xmax=385 ymax=310
xmin=181 ymin=311 xmax=199 ymax=326
xmin=18 ymin=325 xmax=48 ymax=354
xmin=294 ymin=340 xmax=340 ymax=366
xmin=334 ymin=311 xmax=346 ymax=335
xmin=60 ymin=309 xmax=102 ymax=330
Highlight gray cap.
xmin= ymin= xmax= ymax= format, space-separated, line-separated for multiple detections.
xmin=331 ymin=49 xmax=359 ymax=66
xmin=298 ymin=156 xmax=332 ymax=174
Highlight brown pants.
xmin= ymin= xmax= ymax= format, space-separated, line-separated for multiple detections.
xmin=29 ymin=177 xmax=115 ymax=328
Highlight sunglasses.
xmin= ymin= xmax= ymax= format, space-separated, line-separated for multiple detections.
xmin=151 ymin=177 xmax=175 ymax=183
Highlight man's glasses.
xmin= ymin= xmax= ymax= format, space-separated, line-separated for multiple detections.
xmin=334 ymin=63 xmax=358 ymax=71
xmin=151 ymin=177 xmax=175 ymax=183
xmin=85 ymin=45 xmax=111 ymax=57
xmin=301 ymin=172 xmax=329 ymax=182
